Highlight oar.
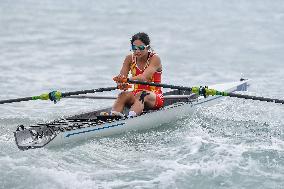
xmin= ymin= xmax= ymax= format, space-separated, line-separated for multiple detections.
xmin=126 ymin=79 xmax=284 ymax=104
xmin=66 ymin=94 xmax=196 ymax=100
xmin=66 ymin=96 xmax=117 ymax=100
xmin=0 ymin=86 xmax=117 ymax=105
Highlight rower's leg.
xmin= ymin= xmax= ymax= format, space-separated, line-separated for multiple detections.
xmin=130 ymin=91 xmax=156 ymax=116
xmin=112 ymin=91 xmax=135 ymax=113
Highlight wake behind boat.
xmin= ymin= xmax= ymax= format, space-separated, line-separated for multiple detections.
xmin=14 ymin=79 xmax=249 ymax=150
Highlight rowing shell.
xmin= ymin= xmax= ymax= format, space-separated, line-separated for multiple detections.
xmin=14 ymin=79 xmax=249 ymax=150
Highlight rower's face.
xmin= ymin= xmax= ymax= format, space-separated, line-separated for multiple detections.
xmin=132 ymin=40 xmax=148 ymax=58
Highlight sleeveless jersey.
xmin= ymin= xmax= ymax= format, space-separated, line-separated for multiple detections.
xmin=130 ymin=52 xmax=162 ymax=94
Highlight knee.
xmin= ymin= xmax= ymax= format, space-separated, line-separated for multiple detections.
xmin=118 ymin=91 xmax=129 ymax=98
xmin=134 ymin=91 xmax=143 ymax=99
xmin=117 ymin=92 xmax=133 ymax=100
xmin=134 ymin=91 xmax=151 ymax=102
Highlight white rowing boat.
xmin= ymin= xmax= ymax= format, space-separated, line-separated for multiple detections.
xmin=14 ymin=79 xmax=249 ymax=150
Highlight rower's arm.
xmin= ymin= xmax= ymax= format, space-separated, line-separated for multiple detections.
xmin=119 ymin=55 xmax=132 ymax=77
xmin=131 ymin=56 xmax=162 ymax=81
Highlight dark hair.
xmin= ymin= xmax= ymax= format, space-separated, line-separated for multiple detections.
xmin=131 ymin=32 xmax=150 ymax=46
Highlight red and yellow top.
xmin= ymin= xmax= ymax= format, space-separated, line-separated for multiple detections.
xmin=130 ymin=52 xmax=162 ymax=94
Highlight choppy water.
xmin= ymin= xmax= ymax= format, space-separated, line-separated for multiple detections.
xmin=0 ymin=0 xmax=284 ymax=188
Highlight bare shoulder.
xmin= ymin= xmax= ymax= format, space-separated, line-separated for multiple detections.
xmin=119 ymin=54 xmax=133 ymax=76
xmin=150 ymin=54 xmax=162 ymax=68
xmin=122 ymin=54 xmax=133 ymax=69
xmin=124 ymin=54 xmax=133 ymax=63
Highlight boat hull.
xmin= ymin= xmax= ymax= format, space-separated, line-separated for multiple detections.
xmin=48 ymin=101 xmax=196 ymax=147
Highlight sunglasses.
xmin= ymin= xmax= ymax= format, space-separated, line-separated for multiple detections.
xmin=131 ymin=45 xmax=149 ymax=51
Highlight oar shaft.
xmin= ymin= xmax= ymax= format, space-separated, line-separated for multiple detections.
xmin=61 ymin=87 xmax=117 ymax=97
xmin=127 ymin=79 xmax=284 ymax=105
xmin=66 ymin=96 xmax=117 ymax=100
xmin=127 ymin=79 xmax=192 ymax=91
xmin=66 ymin=94 xmax=197 ymax=100
xmin=0 ymin=86 xmax=118 ymax=105
xmin=0 ymin=97 xmax=33 ymax=104
xmin=228 ymin=93 xmax=284 ymax=104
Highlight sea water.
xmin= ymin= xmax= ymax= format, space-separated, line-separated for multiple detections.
xmin=0 ymin=0 xmax=283 ymax=188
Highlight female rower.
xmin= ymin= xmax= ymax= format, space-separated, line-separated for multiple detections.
xmin=111 ymin=32 xmax=164 ymax=117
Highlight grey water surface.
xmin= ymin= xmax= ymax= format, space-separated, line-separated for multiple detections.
xmin=0 ymin=0 xmax=284 ymax=188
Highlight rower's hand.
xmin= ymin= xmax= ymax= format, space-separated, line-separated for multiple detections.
xmin=113 ymin=75 xmax=128 ymax=83
xmin=113 ymin=75 xmax=131 ymax=91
